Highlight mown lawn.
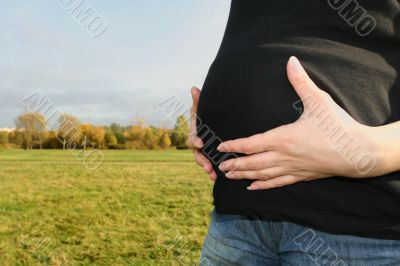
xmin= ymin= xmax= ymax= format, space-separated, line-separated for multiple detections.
xmin=0 ymin=149 xmax=213 ymax=265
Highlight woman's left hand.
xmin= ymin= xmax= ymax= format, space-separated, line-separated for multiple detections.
xmin=217 ymin=56 xmax=385 ymax=190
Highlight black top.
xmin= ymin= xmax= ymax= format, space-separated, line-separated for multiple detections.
xmin=197 ymin=0 xmax=400 ymax=240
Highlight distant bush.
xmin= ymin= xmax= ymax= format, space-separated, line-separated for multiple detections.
xmin=107 ymin=144 xmax=127 ymax=150
xmin=0 ymin=131 xmax=9 ymax=144
xmin=117 ymin=144 xmax=127 ymax=150
xmin=176 ymin=145 xmax=189 ymax=150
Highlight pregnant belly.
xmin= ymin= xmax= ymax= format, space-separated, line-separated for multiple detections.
xmin=196 ymin=51 xmax=305 ymax=199
xmin=197 ymin=53 xmax=301 ymax=148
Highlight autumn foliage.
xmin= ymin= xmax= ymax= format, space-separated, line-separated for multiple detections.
xmin=0 ymin=113 xmax=190 ymax=150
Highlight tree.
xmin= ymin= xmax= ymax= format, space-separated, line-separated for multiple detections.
xmin=105 ymin=129 xmax=118 ymax=148
xmin=42 ymin=131 xmax=61 ymax=149
xmin=79 ymin=124 xmax=106 ymax=149
xmin=38 ymin=131 xmax=49 ymax=150
xmin=15 ymin=112 xmax=47 ymax=149
xmin=159 ymin=132 xmax=171 ymax=149
xmin=170 ymin=115 xmax=189 ymax=148
xmin=80 ymin=124 xmax=94 ymax=150
xmin=93 ymin=126 xmax=106 ymax=149
xmin=0 ymin=131 xmax=8 ymax=144
xmin=57 ymin=114 xmax=80 ymax=150
xmin=124 ymin=124 xmax=144 ymax=149
xmin=8 ymin=130 xmax=24 ymax=147
xmin=109 ymin=123 xmax=126 ymax=144
xmin=143 ymin=127 xmax=157 ymax=149
xmin=125 ymin=125 xmax=143 ymax=141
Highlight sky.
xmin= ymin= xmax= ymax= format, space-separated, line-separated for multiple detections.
xmin=0 ymin=0 xmax=231 ymax=128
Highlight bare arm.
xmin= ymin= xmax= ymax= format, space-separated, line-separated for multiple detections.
xmin=373 ymin=121 xmax=400 ymax=174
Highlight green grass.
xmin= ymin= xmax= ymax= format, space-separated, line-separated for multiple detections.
xmin=0 ymin=150 xmax=213 ymax=265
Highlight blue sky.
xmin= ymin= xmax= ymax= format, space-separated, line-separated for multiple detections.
xmin=0 ymin=0 xmax=231 ymax=127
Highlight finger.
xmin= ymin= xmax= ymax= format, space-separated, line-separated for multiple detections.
xmin=219 ymin=152 xmax=278 ymax=172
xmin=248 ymin=175 xmax=305 ymax=190
xmin=193 ymin=149 xmax=204 ymax=165
xmin=217 ymin=128 xmax=282 ymax=154
xmin=194 ymin=149 xmax=213 ymax=173
xmin=226 ymin=167 xmax=285 ymax=180
xmin=287 ymin=56 xmax=322 ymax=101
xmin=288 ymin=57 xmax=358 ymax=128
xmin=189 ymin=87 xmax=203 ymax=148
xmin=188 ymin=136 xmax=203 ymax=149
xmin=190 ymin=87 xmax=200 ymax=121
xmin=210 ymin=171 xmax=217 ymax=181
xmin=191 ymin=87 xmax=201 ymax=110
xmin=193 ymin=148 xmax=217 ymax=181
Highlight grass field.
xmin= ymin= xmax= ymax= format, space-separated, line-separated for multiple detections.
xmin=0 ymin=149 xmax=213 ymax=265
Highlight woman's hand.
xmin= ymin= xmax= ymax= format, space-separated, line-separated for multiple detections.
xmin=189 ymin=87 xmax=217 ymax=181
xmin=217 ymin=56 xmax=387 ymax=190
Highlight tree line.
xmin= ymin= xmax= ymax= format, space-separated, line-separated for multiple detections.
xmin=0 ymin=112 xmax=190 ymax=150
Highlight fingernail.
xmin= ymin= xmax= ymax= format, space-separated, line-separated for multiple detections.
xmin=219 ymin=163 xmax=226 ymax=171
xmin=217 ymin=144 xmax=227 ymax=152
xmin=225 ymin=171 xmax=234 ymax=178
xmin=247 ymin=186 xmax=255 ymax=191
xmin=289 ymin=56 xmax=302 ymax=73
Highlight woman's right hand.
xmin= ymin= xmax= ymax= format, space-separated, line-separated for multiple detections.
xmin=189 ymin=87 xmax=217 ymax=181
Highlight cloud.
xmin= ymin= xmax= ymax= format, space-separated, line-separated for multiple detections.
xmin=0 ymin=1 xmax=231 ymax=127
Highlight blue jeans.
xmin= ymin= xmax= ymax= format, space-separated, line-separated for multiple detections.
xmin=200 ymin=210 xmax=400 ymax=266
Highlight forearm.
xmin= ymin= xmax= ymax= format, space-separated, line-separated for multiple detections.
xmin=372 ymin=121 xmax=400 ymax=174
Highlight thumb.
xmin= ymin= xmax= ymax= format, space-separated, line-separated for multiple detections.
xmin=287 ymin=56 xmax=321 ymax=101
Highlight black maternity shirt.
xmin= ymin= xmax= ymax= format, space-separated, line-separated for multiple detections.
xmin=197 ymin=0 xmax=400 ymax=240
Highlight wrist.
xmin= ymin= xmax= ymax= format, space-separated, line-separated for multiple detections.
xmin=367 ymin=125 xmax=400 ymax=175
